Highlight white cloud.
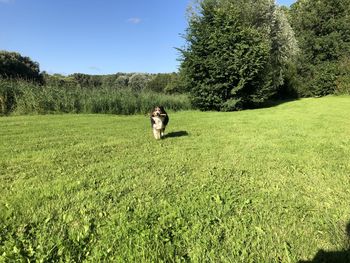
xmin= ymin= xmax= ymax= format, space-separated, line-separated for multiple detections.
xmin=127 ymin=17 xmax=142 ymax=24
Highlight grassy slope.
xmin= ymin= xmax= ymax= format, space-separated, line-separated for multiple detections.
xmin=0 ymin=96 xmax=349 ymax=262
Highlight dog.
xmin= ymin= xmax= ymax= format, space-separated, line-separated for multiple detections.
xmin=150 ymin=106 xmax=169 ymax=139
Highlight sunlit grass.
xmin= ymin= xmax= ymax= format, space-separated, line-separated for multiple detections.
xmin=1 ymin=96 xmax=349 ymax=262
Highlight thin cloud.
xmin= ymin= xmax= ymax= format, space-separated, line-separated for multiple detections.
xmin=0 ymin=0 xmax=12 ymax=3
xmin=88 ymin=66 xmax=101 ymax=72
xmin=127 ymin=17 xmax=142 ymax=24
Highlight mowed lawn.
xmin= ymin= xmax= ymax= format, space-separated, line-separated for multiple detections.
xmin=1 ymin=96 xmax=349 ymax=262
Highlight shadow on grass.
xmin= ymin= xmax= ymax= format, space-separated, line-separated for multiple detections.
xmin=299 ymin=222 xmax=350 ymax=263
xmin=258 ymin=98 xmax=300 ymax=109
xmin=164 ymin=131 xmax=189 ymax=139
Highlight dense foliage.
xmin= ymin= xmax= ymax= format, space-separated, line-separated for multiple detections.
xmin=0 ymin=79 xmax=191 ymax=115
xmin=179 ymin=0 xmax=298 ymax=111
xmin=289 ymin=0 xmax=350 ymax=96
xmin=0 ymin=52 xmax=188 ymax=115
xmin=42 ymin=72 xmax=183 ymax=93
xmin=146 ymin=73 xmax=187 ymax=94
xmin=0 ymin=51 xmax=43 ymax=83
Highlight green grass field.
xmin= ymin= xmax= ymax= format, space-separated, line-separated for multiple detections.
xmin=1 ymin=96 xmax=350 ymax=262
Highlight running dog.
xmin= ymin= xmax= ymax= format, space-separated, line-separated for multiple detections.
xmin=150 ymin=106 xmax=169 ymax=139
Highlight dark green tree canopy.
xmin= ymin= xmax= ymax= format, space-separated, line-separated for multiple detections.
xmin=289 ymin=0 xmax=350 ymax=96
xmin=0 ymin=51 xmax=42 ymax=82
xmin=179 ymin=0 xmax=297 ymax=111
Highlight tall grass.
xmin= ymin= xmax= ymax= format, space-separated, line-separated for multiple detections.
xmin=0 ymin=79 xmax=192 ymax=115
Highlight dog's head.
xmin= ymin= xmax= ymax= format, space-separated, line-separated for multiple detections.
xmin=151 ymin=106 xmax=167 ymax=117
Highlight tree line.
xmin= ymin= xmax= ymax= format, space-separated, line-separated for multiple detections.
xmin=41 ymin=72 xmax=186 ymax=94
xmin=0 ymin=51 xmax=185 ymax=94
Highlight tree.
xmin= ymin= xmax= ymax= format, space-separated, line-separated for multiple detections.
xmin=71 ymin=73 xmax=104 ymax=88
xmin=164 ymin=73 xmax=188 ymax=94
xmin=146 ymin=73 xmax=172 ymax=93
xmin=0 ymin=50 xmax=43 ymax=82
xmin=289 ymin=0 xmax=350 ymax=96
xmin=42 ymin=72 xmax=78 ymax=88
xmin=144 ymin=73 xmax=186 ymax=93
xmin=114 ymin=75 xmax=129 ymax=88
xmin=128 ymin=73 xmax=152 ymax=91
xmin=179 ymin=0 xmax=298 ymax=111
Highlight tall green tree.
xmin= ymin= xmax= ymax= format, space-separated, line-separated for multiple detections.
xmin=179 ymin=0 xmax=298 ymax=111
xmin=289 ymin=0 xmax=350 ymax=96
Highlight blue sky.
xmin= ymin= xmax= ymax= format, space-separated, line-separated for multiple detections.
xmin=1 ymin=0 xmax=296 ymax=75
